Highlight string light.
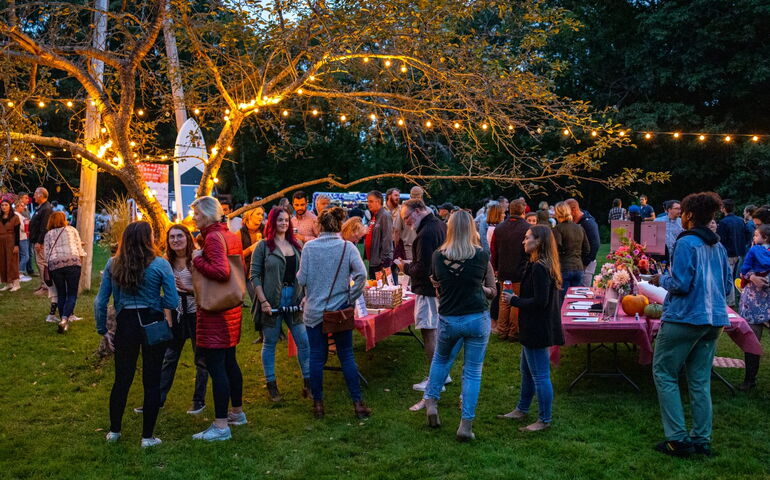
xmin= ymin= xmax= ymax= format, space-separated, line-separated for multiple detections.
xmin=309 ymin=75 xmax=316 ymax=81
xmin=66 ymin=101 xmax=73 ymax=108
xmin=384 ymin=60 xmax=392 ymax=68
xmin=618 ymin=130 xmax=626 ymax=137
xmin=311 ymin=109 xmax=318 ymax=116
xmin=752 ymin=135 xmax=759 ymax=142
xmin=13 ymin=156 xmax=18 ymax=162
xmin=100 ymin=127 xmax=107 ymax=133
xmin=46 ymin=152 xmax=52 ymax=157
xmin=6 ymin=101 xmax=14 ymax=107
xmin=340 ymin=114 xmax=347 ymax=122
xmin=425 ymin=120 xmax=432 ymax=128
xmin=297 ymin=88 xmax=304 ymax=95
xmin=481 ymin=123 xmax=488 ymax=130
xmin=211 ymin=147 xmax=218 ymax=155
xmin=397 ymin=118 xmax=405 ymax=126
xmin=282 ymin=110 xmax=289 ymax=117
xmin=454 ymin=122 xmax=461 ymax=129
xmin=194 ymin=108 xmax=200 ymax=115
xmin=591 ymin=130 xmax=598 ymax=137
xmin=90 ymin=100 xmax=96 ymax=106
xmin=699 ymin=135 xmax=706 ymax=141
xmin=562 ymin=128 xmax=570 ymax=136
xmin=508 ymin=125 xmax=514 ymax=131
xmin=724 ymin=135 xmax=732 ymax=143
xmin=224 ymin=115 xmax=229 ymax=121
xmin=400 ymin=65 xmax=408 ymax=73
xmin=225 ymin=108 xmax=230 ymax=114
xmin=673 ymin=132 xmax=681 ymax=139
xmin=129 ymin=141 xmax=136 ymax=147
xmin=369 ymin=113 xmax=377 ymax=121
xmin=363 ymin=57 xmax=369 ymax=63
xmin=38 ymin=101 xmax=45 ymax=108
xmin=226 ymin=146 xmax=233 ymax=152
xmin=536 ymin=127 xmax=543 ymax=134
xmin=137 ymin=109 xmax=144 ymax=116
xmin=644 ymin=133 xmax=652 ymax=140
xmin=213 ymin=177 xmax=219 ymax=184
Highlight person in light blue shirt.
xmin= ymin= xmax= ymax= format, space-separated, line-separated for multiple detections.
xmin=654 ymin=200 xmax=683 ymax=261
xmin=649 ymin=192 xmax=731 ymax=458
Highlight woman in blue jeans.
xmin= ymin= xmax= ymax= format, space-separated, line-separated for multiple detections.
xmin=423 ymin=210 xmax=496 ymax=442
xmin=297 ymin=207 xmax=369 ymax=419
xmin=250 ymin=207 xmax=310 ymax=402
xmin=500 ymin=225 xmax=564 ymax=432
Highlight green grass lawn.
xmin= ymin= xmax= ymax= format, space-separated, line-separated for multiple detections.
xmin=2 ymin=245 xmax=770 ymax=479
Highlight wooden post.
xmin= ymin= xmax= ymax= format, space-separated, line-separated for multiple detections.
xmin=162 ymin=0 xmax=188 ymax=221
xmin=76 ymin=0 xmax=107 ymax=291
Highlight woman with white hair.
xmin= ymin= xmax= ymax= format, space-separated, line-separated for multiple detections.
xmin=190 ymin=196 xmax=247 ymax=442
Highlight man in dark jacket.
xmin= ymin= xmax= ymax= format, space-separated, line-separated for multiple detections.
xmin=29 ymin=187 xmax=53 ymax=294
xmin=717 ymin=199 xmax=747 ymax=306
xmin=566 ymin=198 xmax=600 ymax=287
xmin=395 ymin=199 xmax=447 ymax=392
xmin=491 ymin=199 xmax=529 ymax=340
xmin=364 ymin=190 xmax=393 ymax=279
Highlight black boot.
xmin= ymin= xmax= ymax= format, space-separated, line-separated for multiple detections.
xmin=302 ymin=378 xmax=311 ymax=399
xmin=739 ymin=353 xmax=760 ymax=391
xmin=266 ymin=381 xmax=283 ymax=402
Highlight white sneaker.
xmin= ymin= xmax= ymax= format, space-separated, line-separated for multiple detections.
xmin=19 ymin=275 xmax=32 ymax=282
xmin=445 ymin=375 xmax=453 ymax=384
xmin=412 ymin=378 xmax=445 ymax=392
xmin=69 ymin=315 xmax=83 ymax=322
xmin=105 ymin=431 xmax=121 ymax=443
xmin=9 ymin=284 xmax=20 ymax=292
xmin=192 ymin=424 xmax=231 ymax=442
xmin=45 ymin=314 xmax=60 ymax=323
xmin=141 ymin=437 xmax=162 ymax=448
xmin=227 ymin=411 xmax=248 ymax=426
xmin=0 ymin=285 xmax=9 ymax=292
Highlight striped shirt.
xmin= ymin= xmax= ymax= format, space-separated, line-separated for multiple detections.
xmin=173 ymin=266 xmax=197 ymax=314
xmin=608 ymin=207 xmax=627 ymax=224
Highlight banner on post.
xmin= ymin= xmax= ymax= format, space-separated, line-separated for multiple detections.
xmin=138 ymin=163 xmax=170 ymax=213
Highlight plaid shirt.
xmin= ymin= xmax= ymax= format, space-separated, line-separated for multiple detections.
xmin=608 ymin=207 xmax=627 ymax=223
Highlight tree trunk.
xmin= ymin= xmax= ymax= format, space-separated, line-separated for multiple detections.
xmin=76 ymin=0 xmax=107 ymax=291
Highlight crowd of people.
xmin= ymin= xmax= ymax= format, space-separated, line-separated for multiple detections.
xmin=3 ymin=184 xmax=769 ymax=457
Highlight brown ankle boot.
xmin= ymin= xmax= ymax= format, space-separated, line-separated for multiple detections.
xmin=313 ymin=400 xmax=325 ymax=419
xmin=353 ymin=401 xmax=372 ymax=419
xmin=302 ymin=378 xmax=311 ymax=399
xmin=266 ymin=381 xmax=283 ymax=402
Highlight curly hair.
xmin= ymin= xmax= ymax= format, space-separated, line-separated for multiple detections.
xmin=318 ymin=206 xmax=347 ymax=233
xmin=111 ymin=221 xmax=159 ymax=292
xmin=681 ymin=192 xmax=722 ymax=228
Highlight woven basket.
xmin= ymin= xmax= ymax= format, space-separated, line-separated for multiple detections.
xmin=364 ymin=287 xmax=403 ymax=309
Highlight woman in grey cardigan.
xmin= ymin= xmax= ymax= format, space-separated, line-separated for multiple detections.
xmin=297 ymin=206 xmax=369 ymax=419
xmin=250 ymin=207 xmax=310 ymax=402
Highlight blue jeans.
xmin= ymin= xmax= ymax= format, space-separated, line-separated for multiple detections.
xmin=517 ymin=347 xmax=554 ymax=423
xmin=306 ymin=322 xmax=362 ymax=402
xmin=561 ymin=269 xmax=584 ymax=299
xmin=262 ymin=286 xmax=310 ymax=382
xmin=18 ymin=239 xmax=29 ymax=274
xmin=424 ymin=311 xmax=490 ymax=420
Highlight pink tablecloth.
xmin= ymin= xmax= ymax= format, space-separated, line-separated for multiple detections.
xmin=551 ymin=288 xmax=763 ymax=366
xmin=355 ymin=299 xmax=416 ymax=351
xmin=287 ymin=299 xmax=416 ymax=356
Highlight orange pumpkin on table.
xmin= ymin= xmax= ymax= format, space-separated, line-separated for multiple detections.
xmin=621 ymin=294 xmax=649 ymax=316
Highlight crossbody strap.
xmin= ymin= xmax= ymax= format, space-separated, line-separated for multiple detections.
xmin=46 ymin=227 xmax=66 ymax=262
xmin=323 ymin=242 xmax=348 ymax=311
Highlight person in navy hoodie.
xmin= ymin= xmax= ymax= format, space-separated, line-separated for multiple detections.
xmin=717 ymin=199 xmax=748 ymax=306
xmin=649 ymin=192 xmax=731 ymax=458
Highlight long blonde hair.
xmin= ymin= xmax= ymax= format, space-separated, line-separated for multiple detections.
xmin=528 ymin=225 xmax=562 ymax=289
xmin=439 ymin=210 xmax=479 ymax=261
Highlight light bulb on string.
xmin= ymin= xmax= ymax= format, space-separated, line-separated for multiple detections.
xmin=370 ymin=113 xmax=377 ymax=121
xmin=698 ymin=135 xmax=706 ymax=141
xmin=297 ymin=88 xmax=304 ymax=95
xmin=194 ymin=108 xmax=200 ymax=115
xmin=309 ymin=75 xmax=316 ymax=81
xmin=536 ymin=127 xmax=543 ymax=134
xmin=6 ymin=101 xmax=14 ymax=107
xmin=90 ymin=100 xmax=96 ymax=106
xmin=137 ymin=109 xmax=144 ymax=116
xmin=425 ymin=120 xmax=432 ymax=128
xmin=46 ymin=152 xmax=52 ymax=157
xmin=226 ymin=146 xmax=233 ymax=152
xmin=481 ymin=123 xmax=488 ymax=130
xmin=644 ymin=133 xmax=652 ymax=140
xmin=340 ymin=114 xmax=347 ymax=122
xmin=397 ymin=119 xmax=405 ymax=126
xmin=507 ymin=125 xmax=514 ymax=131
xmin=311 ymin=109 xmax=318 ymax=116
xmin=591 ymin=130 xmax=598 ymax=137
xmin=213 ymin=177 xmax=219 ymax=184
xmin=454 ymin=122 xmax=461 ymax=129
xmin=400 ymin=65 xmax=408 ymax=73
xmin=618 ymin=130 xmax=626 ymax=137
xmin=384 ymin=59 xmax=392 ymax=68
xmin=724 ymin=135 xmax=732 ymax=143
xmin=224 ymin=115 xmax=229 ymax=121
xmin=562 ymin=128 xmax=570 ymax=136
xmin=225 ymin=108 xmax=230 ymax=114
xmin=66 ymin=101 xmax=73 ymax=108
xmin=363 ymin=57 xmax=369 ymax=63
xmin=129 ymin=141 xmax=136 ymax=147
xmin=282 ymin=110 xmax=289 ymax=117
xmin=38 ymin=101 xmax=45 ymax=108
xmin=673 ymin=132 xmax=681 ymax=139
xmin=13 ymin=156 xmax=18 ymax=162
xmin=752 ymin=135 xmax=759 ymax=142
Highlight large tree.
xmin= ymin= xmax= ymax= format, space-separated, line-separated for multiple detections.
xmin=1 ymin=0 xmax=666 ymax=234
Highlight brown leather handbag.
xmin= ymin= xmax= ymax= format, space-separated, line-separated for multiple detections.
xmin=192 ymin=232 xmax=246 ymax=312
xmin=322 ymin=242 xmax=355 ymax=334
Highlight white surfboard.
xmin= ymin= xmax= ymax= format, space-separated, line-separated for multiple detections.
xmin=172 ymin=118 xmax=207 ymax=220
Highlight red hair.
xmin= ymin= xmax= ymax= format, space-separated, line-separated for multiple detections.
xmin=264 ymin=206 xmax=302 ymax=252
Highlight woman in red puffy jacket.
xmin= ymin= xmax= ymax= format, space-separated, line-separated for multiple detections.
xmin=190 ymin=196 xmax=246 ymax=442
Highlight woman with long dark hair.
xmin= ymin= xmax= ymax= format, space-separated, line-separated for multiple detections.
xmin=94 ymin=221 xmax=178 ymax=448
xmin=134 ymin=224 xmax=209 ymax=415
xmin=0 ymin=197 xmax=21 ymax=292
xmin=250 ymin=207 xmax=310 ymax=402
xmin=499 ymin=225 xmax=564 ymax=432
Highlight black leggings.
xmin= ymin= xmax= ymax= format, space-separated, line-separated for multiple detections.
xmin=109 ymin=308 xmax=166 ymax=438
xmin=199 ymin=346 xmax=243 ymax=419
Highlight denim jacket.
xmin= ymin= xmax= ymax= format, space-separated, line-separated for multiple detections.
xmin=94 ymin=256 xmax=179 ymax=334
xmin=660 ymin=227 xmax=731 ymax=327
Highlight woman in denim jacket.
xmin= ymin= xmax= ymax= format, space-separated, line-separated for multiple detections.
xmin=649 ymin=192 xmax=732 ymax=458
xmin=94 ymin=221 xmax=178 ymax=448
